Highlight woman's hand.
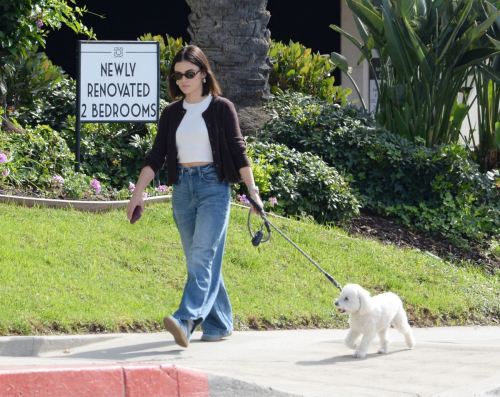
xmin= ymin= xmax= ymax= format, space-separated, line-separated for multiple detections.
xmin=125 ymin=167 xmax=156 ymax=221
xmin=126 ymin=193 xmax=145 ymax=221
xmin=248 ymin=190 xmax=264 ymax=216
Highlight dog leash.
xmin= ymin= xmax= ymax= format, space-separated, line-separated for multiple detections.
xmin=247 ymin=195 xmax=343 ymax=291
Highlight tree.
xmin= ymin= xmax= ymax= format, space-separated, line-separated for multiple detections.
xmin=0 ymin=0 xmax=95 ymax=129
xmin=185 ymin=0 xmax=272 ymax=102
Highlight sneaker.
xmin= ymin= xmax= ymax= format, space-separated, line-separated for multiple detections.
xmin=163 ymin=316 xmax=190 ymax=347
xmin=201 ymin=332 xmax=232 ymax=342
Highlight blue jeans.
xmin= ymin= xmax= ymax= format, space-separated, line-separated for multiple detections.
xmin=171 ymin=163 xmax=233 ymax=336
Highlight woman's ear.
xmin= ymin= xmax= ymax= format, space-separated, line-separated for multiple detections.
xmin=357 ymin=286 xmax=374 ymax=315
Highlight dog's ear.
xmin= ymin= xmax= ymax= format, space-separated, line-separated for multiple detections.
xmin=357 ymin=286 xmax=374 ymax=315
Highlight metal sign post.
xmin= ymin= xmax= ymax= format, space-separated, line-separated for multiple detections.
xmin=76 ymin=41 xmax=160 ymax=172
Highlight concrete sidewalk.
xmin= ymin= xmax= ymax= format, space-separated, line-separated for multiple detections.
xmin=1 ymin=326 xmax=499 ymax=396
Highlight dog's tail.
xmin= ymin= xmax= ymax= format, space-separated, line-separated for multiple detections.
xmin=392 ymin=307 xmax=416 ymax=349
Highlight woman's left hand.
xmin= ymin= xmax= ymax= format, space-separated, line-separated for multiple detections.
xmin=248 ymin=190 xmax=264 ymax=215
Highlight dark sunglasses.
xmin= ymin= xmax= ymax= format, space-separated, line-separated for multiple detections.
xmin=172 ymin=69 xmax=202 ymax=81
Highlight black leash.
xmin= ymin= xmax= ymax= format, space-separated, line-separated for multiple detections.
xmin=247 ymin=196 xmax=342 ymax=291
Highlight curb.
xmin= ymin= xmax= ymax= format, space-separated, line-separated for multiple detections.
xmin=0 ymin=194 xmax=171 ymax=212
xmin=0 ymin=334 xmax=120 ymax=357
xmin=0 ymin=363 xmax=209 ymax=397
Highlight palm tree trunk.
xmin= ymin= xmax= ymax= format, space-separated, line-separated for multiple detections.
xmin=185 ymin=0 xmax=271 ymax=102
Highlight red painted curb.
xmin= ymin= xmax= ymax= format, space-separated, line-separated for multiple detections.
xmin=0 ymin=363 xmax=209 ymax=397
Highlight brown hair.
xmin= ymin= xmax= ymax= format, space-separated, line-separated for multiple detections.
xmin=168 ymin=45 xmax=222 ymax=100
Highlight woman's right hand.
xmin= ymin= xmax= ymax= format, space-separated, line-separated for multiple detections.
xmin=126 ymin=193 xmax=145 ymax=221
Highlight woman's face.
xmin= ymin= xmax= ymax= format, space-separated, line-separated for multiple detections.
xmin=174 ymin=60 xmax=207 ymax=98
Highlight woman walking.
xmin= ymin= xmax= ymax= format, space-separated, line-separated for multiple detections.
xmin=126 ymin=45 xmax=263 ymax=348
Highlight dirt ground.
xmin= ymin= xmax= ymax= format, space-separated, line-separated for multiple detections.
xmin=348 ymin=210 xmax=500 ymax=275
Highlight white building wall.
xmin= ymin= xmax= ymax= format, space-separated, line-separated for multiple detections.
xmin=340 ymin=3 xmax=369 ymax=109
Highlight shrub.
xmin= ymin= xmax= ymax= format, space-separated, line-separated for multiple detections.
xmin=246 ymin=141 xmax=360 ymax=224
xmin=12 ymin=77 xmax=76 ymax=132
xmin=64 ymin=116 xmax=160 ymax=189
xmin=258 ymin=92 xmax=500 ymax=247
xmin=0 ymin=124 xmax=75 ymax=190
xmin=1 ymin=49 xmax=66 ymax=120
xmin=268 ymin=40 xmax=352 ymax=105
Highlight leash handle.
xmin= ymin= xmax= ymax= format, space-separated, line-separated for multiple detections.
xmin=247 ymin=195 xmax=264 ymax=216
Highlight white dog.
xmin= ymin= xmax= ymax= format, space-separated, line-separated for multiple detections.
xmin=334 ymin=284 xmax=415 ymax=358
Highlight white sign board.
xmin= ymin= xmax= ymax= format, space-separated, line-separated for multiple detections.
xmin=78 ymin=41 xmax=159 ymax=123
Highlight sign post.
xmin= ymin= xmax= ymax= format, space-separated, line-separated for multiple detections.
xmin=76 ymin=41 xmax=160 ymax=172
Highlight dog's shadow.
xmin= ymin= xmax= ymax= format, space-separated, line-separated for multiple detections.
xmin=296 ymin=349 xmax=407 ymax=366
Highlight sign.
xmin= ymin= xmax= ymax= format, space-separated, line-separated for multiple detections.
xmin=369 ymin=55 xmax=382 ymax=114
xmin=77 ymin=41 xmax=159 ymax=123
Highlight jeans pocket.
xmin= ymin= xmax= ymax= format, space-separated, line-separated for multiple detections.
xmin=201 ymin=167 xmax=219 ymax=183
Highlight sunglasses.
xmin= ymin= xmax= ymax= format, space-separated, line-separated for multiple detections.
xmin=172 ymin=69 xmax=202 ymax=81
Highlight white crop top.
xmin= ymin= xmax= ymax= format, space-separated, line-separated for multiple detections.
xmin=176 ymin=95 xmax=213 ymax=164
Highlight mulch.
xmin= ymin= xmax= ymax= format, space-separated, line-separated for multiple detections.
xmin=348 ymin=210 xmax=500 ymax=275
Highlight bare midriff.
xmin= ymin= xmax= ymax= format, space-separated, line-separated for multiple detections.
xmin=179 ymin=161 xmax=212 ymax=168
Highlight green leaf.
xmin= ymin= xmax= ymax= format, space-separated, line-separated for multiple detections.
xmin=416 ymin=0 xmax=430 ymax=17
xmin=488 ymin=35 xmax=500 ymax=51
xmin=486 ymin=1 xmax=500 ymax=30
xmin=330 ymin=25 xmax=363 ymax=51
xmin=402 ymin=17 xmax=435 ymax=82
xmin=382 ymin=0 xmax=412 ymax=79
xmin=345 ymin=0 xmax=384 ymax=35
xmin=451 ymin=103 xmax=468 ymax=130
xmin=477 ymin=62 xmax=500 ymax=86
xmin=330 ymin=52 xmax=349 ymax=73
xmin=454 ymin=48 xmax=500 ymax=72
xmin=353 ymin=14 xmax=370 ymax=46
xmin=393 ymin=108 xmax=412 ymax=140
xmin=400 ymin=0 xmax=417 ymax=20
xmin=436 ymin=0 xmax=474 ymax=62
xmin=495 ymin=122 xmax=500 ymax=150
xmin=468 ymin=12 xmax=500 ymax=43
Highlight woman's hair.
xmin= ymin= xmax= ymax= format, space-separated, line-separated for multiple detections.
xmin=168 ymin=45 xmax=222 ymax=99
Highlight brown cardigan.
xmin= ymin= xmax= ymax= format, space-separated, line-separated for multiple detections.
xmin=143 ymin=95 xmax=251 ymax=185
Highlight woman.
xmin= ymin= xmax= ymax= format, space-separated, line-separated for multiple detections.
xmin=126 ymin=45 xmax=263 ymax=348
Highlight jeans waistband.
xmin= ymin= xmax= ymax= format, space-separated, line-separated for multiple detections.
xmin=177 ymin=162 xmax=215 ymax=176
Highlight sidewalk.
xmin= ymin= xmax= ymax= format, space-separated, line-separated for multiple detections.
xmin=1 ymin=326 xmax=499 ymax=396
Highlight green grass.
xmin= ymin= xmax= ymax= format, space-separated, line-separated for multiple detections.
xmin=0 ymin=201 xmax=499 ymax=335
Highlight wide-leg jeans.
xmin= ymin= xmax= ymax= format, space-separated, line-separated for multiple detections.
xmin=172 ymin=163 xmax=233 ymax=336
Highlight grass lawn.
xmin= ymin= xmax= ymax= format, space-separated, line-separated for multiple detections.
xmin=0 ymin=200 xmax=499 ymax=335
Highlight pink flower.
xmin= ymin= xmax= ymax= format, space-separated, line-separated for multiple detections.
xmin=156 ymin=185 xmax=167 ymax=193
xmin=0 ymin=153 xmax=7 ymax=163
xmin=52 ymin=175 xmax=64 ymax=188
xmin=239 ymin=194 xmax=250 ymax=204
xmin=269 ymin=197 xmax=278 ymax=207
xmin=2 ymin=169 xmax=10 ymax=177
xmin=90 ymin=179 xmax=101 ymax=194
xmin=142 ymin=192 xmax=148 ymax=198
xmin=36 ymin=19 xmax=43 ymax=28
xmin=129 ymin=182 xmax=135 ymax=192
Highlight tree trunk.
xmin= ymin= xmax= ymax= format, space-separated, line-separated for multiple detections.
xmin=185 ymin=0 xmax=272 ymax=104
